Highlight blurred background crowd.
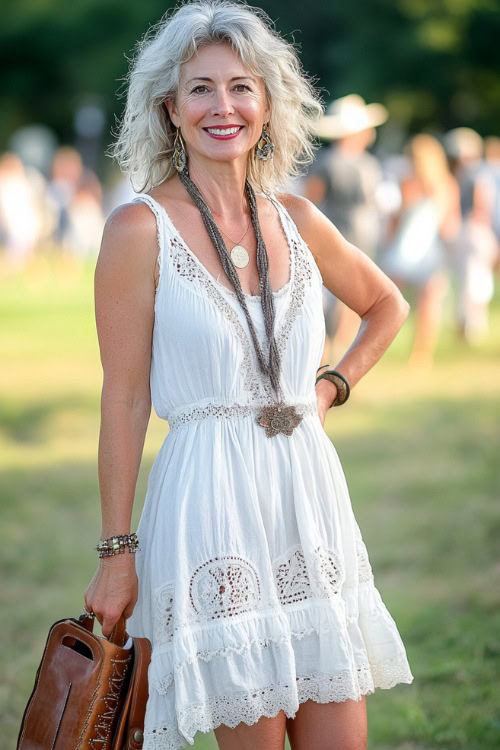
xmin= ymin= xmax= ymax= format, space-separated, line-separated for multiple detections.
xmin=301 ymin=106 xmax=500 ymax=368
xmin=1 ymin=111 xmax=499 ymax=368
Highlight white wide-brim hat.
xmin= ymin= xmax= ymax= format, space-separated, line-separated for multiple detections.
xmin=443 ymin=127 xmax=483 ymax=160
xmin=316 ymin=94 xmax=389 ymax=139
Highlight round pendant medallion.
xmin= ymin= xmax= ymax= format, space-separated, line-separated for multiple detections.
xmin=230 ymin=245 xmax=249 ymax=268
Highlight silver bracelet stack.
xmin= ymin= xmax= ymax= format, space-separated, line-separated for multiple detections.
xmin=94 ymin=532 xmax=140 ymax=558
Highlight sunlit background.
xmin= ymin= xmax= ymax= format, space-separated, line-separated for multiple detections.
xmin=1 ymin=1 xmax=499 ymax=748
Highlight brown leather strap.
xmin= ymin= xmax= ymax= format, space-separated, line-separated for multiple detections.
xmin=109 ymin=616 xmax=127 ymax=647
xmin=78 ymin=612 xmax=127 ymax=647
xmin=111 ymin=636 xmax=151 ymax=748
xmin=126 ymin=638 xmax=151 ymax=747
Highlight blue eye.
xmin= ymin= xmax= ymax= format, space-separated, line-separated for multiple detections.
xmin=191 ymin=85 xmax=209 ymax=94
xmin=234 ymin=84 xmax=251 ymax=92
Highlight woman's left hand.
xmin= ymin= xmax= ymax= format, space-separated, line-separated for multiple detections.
xmin=315 ymin=378 xmax=338 ymax=427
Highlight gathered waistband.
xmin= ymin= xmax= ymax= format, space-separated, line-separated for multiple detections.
xmin=166 ymin=399 xmax=318 ymax=433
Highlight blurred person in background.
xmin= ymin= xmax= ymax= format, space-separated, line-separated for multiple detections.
xmin=47 ymin=145 xmax=104 ymax=259
xmin=0 ymin=152 xmax=45 ymax=270
xmin=47 ymin=146 xmax=84 ymax=251
xmin=379 ymin=133 xmax=461 ymax=368
xmin=302 ymin=95 xmax=388 ymax=365
xmin=66 ymin=171 xmax=105 ymax=259
xmin=484 ymin=136 xmax=500 ymax=244
xmin=443 ymin=128 xmax=499 ymax=343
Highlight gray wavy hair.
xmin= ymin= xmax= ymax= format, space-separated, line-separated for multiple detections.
xmin=106 ymin=0 xmax=323 ymax=194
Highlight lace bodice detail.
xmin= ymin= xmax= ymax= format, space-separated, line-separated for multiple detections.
xmin=131 ymin=191 xmax=324 ymax=424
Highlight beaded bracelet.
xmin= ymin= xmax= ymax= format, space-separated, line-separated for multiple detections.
xmin=94 ymin=532 xmax=140 ymax=558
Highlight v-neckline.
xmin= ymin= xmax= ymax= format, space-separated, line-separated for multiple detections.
xmin=141 ymin=192 xmax=296 ymax=303
xmin=134 ymin=189 xmax=314 ymax=403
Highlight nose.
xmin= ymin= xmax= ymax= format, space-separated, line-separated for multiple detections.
xmin=210 ymin=86 xmax=235 ymax=117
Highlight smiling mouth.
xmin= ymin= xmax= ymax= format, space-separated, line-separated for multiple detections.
xmin=203 ymin=125 xmax=244 ymax=139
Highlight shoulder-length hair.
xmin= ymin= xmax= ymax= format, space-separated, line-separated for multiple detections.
xmin=106 ymin=0 xmax=323 ymax=194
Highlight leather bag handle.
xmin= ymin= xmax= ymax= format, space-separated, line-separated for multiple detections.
xmin=78 ymin=612 xmax=128 ymax=647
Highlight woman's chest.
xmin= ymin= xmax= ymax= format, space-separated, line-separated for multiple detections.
xmin=153 ymin=230 xmax=323 ymax=367
xmin=155 ymin=196 xmax=293 ymax=298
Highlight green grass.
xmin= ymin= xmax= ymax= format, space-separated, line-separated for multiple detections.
xmin=1 ymin=252 xmax=499 ymax=749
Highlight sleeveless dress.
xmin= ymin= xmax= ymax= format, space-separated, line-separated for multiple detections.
xmin=125 ymin=192 xmax=414 ymax=749
xmin=379 ymin=197 xmax=446 ymax=287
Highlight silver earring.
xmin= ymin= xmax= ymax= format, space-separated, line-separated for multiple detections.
xmin=255 ymin=124 xmax=274 ymax=161
xmin=172 ymin=128 xmax=187 ymax=172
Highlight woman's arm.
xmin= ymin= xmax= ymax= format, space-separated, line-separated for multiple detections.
xmin=280 ymin=193 xmax=410 ymax=406
xmin=94 ymin=202 xmax=159 ymax=541
xmin=86 ymin=200 xmax=159 ymax=636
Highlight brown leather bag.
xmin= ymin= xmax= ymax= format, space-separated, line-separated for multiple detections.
xmin=17 ymin=611 xmax=151 ymax=749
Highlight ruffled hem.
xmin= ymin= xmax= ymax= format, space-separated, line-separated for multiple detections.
xmin=140 ymin=586 xmax=414 ymax=750
xmin=143 ymin=658 xmax=414 ymax=749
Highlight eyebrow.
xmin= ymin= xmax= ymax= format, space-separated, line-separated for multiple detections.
xmin=185 ymin=76 xmax=256 ymax=84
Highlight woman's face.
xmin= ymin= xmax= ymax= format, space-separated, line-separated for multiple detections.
xmin=167 ymin=42 xmax=270 ymax=169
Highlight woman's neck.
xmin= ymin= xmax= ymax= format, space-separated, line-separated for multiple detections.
xmin=185 ymin=156 xmax=249 ymax=219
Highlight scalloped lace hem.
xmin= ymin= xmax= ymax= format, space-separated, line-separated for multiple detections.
xmin=144 ymin=659 xmax=414 ymax=749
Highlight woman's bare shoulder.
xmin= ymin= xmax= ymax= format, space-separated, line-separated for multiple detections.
xmin=99 ymin=199 xmax=158 ymax=259
xmin=105 ymin=198 xmax=156 ymax=235
xmin=275 ymin=191 xmax=325 ymax=238
xmin=275 ymin=191 xmax=315 ymax=216
xmin=96 ymin=200 xmax=159 ymax=293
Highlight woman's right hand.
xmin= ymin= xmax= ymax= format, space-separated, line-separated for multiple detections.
xmin=84 ymin=554 xmax=138 ymax=639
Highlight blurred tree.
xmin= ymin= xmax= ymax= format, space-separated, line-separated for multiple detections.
xmin=263 ymin=0 xmax=500 ymax=135
xmin=1 ymin=0 xmax=160 ymax=171
xmin=1 ymin=0 xmax=499 ymax=173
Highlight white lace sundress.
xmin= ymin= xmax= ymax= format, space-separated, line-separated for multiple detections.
xmin=125 ymin=191 xmax=414 ymax=749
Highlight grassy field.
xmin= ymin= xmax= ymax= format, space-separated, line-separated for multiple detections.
xmin=1 ymin=252 xmax=499 ymax=750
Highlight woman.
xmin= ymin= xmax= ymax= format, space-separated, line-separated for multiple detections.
xmin=84 ymin=2 xmax=414 ymax=749
xmin=379 ymin=133 xmax=461 ymax=368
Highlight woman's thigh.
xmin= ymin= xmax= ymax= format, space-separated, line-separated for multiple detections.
xmin=286 ymin=696 xmax=367 ymax=750
xmin=213 ymin=710 xmax=287 ymax=750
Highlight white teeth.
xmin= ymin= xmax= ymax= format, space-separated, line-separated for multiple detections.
xmin=206 ymin=126 xmax=241 ymax=135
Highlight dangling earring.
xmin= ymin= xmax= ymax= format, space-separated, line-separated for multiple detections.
xmin=255 ymin=123 xmax=274 ymax=161
xmin=172 ymin=128 xmax=187 ymax=172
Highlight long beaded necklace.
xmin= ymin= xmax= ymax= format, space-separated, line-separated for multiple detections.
xmin=177 ymin=166 xmax=304 ymax=437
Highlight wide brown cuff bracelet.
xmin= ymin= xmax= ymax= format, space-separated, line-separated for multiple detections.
xmin=315 ymin=368 xmax=350 ymax=407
